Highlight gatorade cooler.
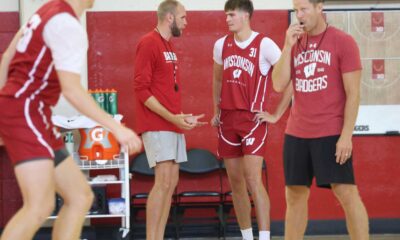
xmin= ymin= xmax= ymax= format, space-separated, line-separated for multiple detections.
xmin=79 ymin=127 xmax=120 ymax=160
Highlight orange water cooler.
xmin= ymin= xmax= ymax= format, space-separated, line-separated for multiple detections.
xmin=79 ymin=127 xmax=120 ymax=160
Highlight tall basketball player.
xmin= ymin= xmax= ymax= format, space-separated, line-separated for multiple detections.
xmin=211 ymin=0 xmax=293 ymax=239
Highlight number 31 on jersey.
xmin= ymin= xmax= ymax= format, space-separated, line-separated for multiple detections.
xmin=249 ymin=47 xmax=257 ymax=58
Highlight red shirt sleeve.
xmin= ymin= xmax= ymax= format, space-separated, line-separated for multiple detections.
xmin=133 ymin=37 xmax=157 ymax=103
xmin=338 ymin=33 xmax=362 ymax=74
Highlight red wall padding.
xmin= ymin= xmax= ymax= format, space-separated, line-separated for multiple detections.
xmin=0 ymin=12 xmax=20 ymax=227
xmin=86 ymin=10 xmax=400 ymax=222
xmin=86 ymin=10 xmax=287 ymax=145
xmin=0 ymin=12 xmax=19 ymax=53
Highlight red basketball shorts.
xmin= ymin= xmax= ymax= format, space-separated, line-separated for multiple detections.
xmin=0 ymin=97 xmax=64 ymax=165
xmin=217 ymin=110 xmax=267 ymax=158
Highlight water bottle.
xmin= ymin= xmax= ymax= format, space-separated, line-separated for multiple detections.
xmin=109 ymin=89 xmax=118 ymax=115
xmin=64 ymin=131 xmax=74 ymax=155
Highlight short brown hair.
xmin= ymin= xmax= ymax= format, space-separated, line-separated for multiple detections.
xmin=224 ymin=0 xmax=254 ymax=19
xmin=157 ymin=0 xmax=179 ymax=21
xmin=309 ymin=0 xmax=324 ymax=3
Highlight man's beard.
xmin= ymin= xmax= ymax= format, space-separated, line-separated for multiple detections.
xmin=87 ymin=0 xmax=95 ymax=9
xmin=170 ymin=19 xmax=181 ymax=37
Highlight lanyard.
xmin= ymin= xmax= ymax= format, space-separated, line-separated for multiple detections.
xmin=155 ymin=28 xmax=179 ymax=92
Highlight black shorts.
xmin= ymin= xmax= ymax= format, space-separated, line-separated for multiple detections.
xmin=283 ymin=134 xmax=355 ymax=188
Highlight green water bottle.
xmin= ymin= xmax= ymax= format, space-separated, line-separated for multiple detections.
xmin=103 ymin=89 xmax=110 ymax=114
xmin=109 ymin=89 xmax=118 ymax=115
xmin=64 ymin=131 xmax=74 ymax=155
xmin=94 ymin=89 xmax=106 ymax=110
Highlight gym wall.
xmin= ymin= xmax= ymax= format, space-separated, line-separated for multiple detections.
xmin=0 ymin=1 xmax=20 ymax=226
xmin=0 ymin=0 xmax=399 ymax=229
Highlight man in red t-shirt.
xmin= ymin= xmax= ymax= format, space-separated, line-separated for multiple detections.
xmin=212 ymin=0 xmax=292 ymax=239
xmin=133 ymin=1 xmax=205 ymax=239
xmin=272 ymin=0 xmax=369 ymax=239
xmin=0 ymin=0 xmax=141 ymax=239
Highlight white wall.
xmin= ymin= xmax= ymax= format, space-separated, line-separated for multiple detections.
xmin=88 ymin=0 xmax=400 ymax=11
xmin=324 ymin=1 xmax=400 ymax=9
xmin=19 ymin=0 xmax=44 ymax=24
xmin=0 ymin=0 xmax=19 ymax=12
xmin=89 ymin=0 xmax=293 ymax=11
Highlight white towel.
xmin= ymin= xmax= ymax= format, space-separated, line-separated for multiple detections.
xmin=52 ymin=114 xmax=123 ymax=129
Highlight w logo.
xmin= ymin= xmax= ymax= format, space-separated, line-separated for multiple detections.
xmin=304 ymin=63 xmax=317 ymax=78
xmin=233 ymin=69 xmax=242 ymax=79
xmin=245 ymin=138 xmax=255 ymax=146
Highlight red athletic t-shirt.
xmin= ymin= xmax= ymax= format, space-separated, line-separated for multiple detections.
xmin=220 ymin=34 xmax=268 ymax=112
xmin=133 ymin=31 xmax=182 ymax=134
xmin=0 ymin=0 xmax=77 ymax=106
xmin=286 ymin=26 xmax=362 ymax=138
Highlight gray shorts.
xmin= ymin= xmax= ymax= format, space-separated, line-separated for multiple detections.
xmin=141 ymin=131 xmax=187 ymax=168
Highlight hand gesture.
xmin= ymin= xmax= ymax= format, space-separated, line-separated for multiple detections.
xmin=171 ymin=113 xmax=196 ymax=130
xmin=210 ymin=113 xmax=222 ymax=127
xmin=285 ymin=23 xmax=305 ymax=48
xmin=255 ymin=111 xmax=278 ymax=124
xmin=184 ymin=113 xmax=207 ymax=127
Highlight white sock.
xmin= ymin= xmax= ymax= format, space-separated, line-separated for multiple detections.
xmin=259 ymin=230 xmax=271 ymax=240
xmin=241 ymin=228 xmax=253 ymax=240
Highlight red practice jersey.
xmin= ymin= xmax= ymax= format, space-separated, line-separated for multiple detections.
xmin=220 ymin=33 xmax=268 ymax=112
xmin=1 ymin=0 xmax=77 ymax=106
xmin=0 ymin=0 xmax=83 ymax=164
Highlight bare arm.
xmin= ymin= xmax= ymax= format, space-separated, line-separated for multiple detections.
xmin=272 ymin=24 xmax=304 ymax=92
xmin=143 ymin=96 xmax=194 ymax=130
xmin=256 ymin=83 xmax=293 ymax=124
xmin=335 ymin=70 xmax=361 ymax=165
xmin=271 ymin=47 xmax=292 ymax=93
xmin=0 ymin=29 xmax=23 ymax=89
xmin=272 ymin=83 xmax=293 ymax=121
xmin=211 ymin=62 xmax=223 ymax=126
xmin=58 ymin=71 xmax=141 ymax=154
